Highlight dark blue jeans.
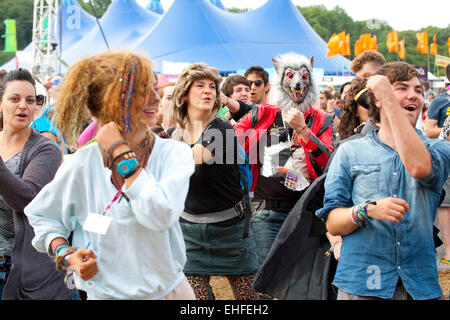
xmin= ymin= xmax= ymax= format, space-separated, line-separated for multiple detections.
xmin=0 ymin=255 xmax=11 ymax=300
xmin=252 ymin=209 xmax=288 ymax=268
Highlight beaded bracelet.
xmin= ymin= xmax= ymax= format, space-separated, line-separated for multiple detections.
xmin=350 ymin=200 xmax=377 ymax=227
xmin=110 ymin=150 xmax=136 ymax=169
xmin=51 ymin=241 xmax=68 ymax=255
xmin=54 ymin=246 xmax=77 ymax=272
xmin=107 ymin=140 xmax=128 ymax=166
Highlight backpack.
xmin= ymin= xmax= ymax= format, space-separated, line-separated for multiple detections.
xmin=237 ymin=143 xmax=253 ymax=239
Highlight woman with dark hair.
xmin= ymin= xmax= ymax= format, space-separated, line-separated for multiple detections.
xmin=169 ymin=63 xmax=258 ymax=300
xmin=24 ymin=51 xmax=195 ymax=300
xmin=0 ymin=68 xmax=78 ymax=299
xmin=338 ymin=77 xmax=379 ymax=140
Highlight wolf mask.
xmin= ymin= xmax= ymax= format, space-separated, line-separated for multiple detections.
xmin=269 ymin=52 xmax=318 ymax=114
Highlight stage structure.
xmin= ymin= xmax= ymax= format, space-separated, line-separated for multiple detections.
xmin=32 ymin=0 xmax=59 ymax=80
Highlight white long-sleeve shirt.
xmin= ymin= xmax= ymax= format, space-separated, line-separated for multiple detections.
xmin=25 ymin=135 xmax=195 ymax=299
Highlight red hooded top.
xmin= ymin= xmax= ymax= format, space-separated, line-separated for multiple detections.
xmin=233 ymin=103 xmax=334 ymax=191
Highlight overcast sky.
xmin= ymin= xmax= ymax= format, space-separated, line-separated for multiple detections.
xmin=141 ymin=0 xmax=450 ymax=32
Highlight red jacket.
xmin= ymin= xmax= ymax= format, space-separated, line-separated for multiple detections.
xmin=233 ymin=103 xmax=334 ymax=191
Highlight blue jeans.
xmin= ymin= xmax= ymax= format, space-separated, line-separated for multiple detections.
xmin=0 ymin=256 xmax=11 ymax=300
xmin=252 ymin=209 xmax=288 ymax=268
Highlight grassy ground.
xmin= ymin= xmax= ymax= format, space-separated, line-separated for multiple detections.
xmin=210 ymin=273 xmax=450 ymax=300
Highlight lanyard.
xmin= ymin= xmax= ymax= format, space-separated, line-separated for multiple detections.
xmin=101 ymin=186 xmax=123 ymax=216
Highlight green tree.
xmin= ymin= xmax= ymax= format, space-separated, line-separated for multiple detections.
xmin=227 ymin=7 xmax=249 ymax=13
xmin=78 ymin=0 xmax=112 ymax=18
xmin=297 ymin=5 xmax=450 ymax=76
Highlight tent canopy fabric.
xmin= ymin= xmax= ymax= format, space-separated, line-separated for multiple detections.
xmin=58 ymin=0 xmax=97 ymax=49
xmin=146 ymin=0 xmax=164 ymax=14
xmin=2 ymin=0 xmax=351 ymax=76
xmin=210 ymin=0 xmax=226 ymax=10
xmin=137 ymin=0 xmax=350 ymax=75
xmin=61 ymin=0 xmax=160 ymax=66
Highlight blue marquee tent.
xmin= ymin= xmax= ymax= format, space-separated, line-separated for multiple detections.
xmin=136 ymin=0 xmax=350 ymax=75
xmin=2 ymin=0 xmax=351 ymax=76
xmin=58 ymin=0 xmax=96 ymax=48
xmin=61 ymin=0 xmax=160 ymax=66
xmin=146 ymin=0 xmax=164 ymax=14
xmin=210 ymin=0 xmax=226 ymax=10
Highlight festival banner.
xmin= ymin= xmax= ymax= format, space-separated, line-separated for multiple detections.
xmin=435 ymin=55 xmax=450 ymax=67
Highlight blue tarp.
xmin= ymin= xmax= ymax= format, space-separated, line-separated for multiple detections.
xmin=136 ymin=0 xmax=350 ymax=75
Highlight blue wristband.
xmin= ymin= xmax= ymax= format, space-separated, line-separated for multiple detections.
xmin=117 ymin=158 xmax=139 ymax=176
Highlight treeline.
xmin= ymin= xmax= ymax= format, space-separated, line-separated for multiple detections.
xmin=1 ymin=1 xmax=449 ymax=75
xmin=298 ymin=5 xmax=450 ymax=76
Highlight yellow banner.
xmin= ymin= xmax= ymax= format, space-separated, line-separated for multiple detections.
xmin=435 ymin=55 xmax=450 ymax=67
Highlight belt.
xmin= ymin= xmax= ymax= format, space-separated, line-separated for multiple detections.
xmin=263 ymin=199 xmax=297 ymax=212
xmin=181 ymin=200 xmax=244 ymax=224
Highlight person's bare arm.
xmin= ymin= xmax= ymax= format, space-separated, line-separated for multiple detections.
xmin=367 ymin=76 xmax=431 ymax=179
xmin=326 ymin=197 xmax=410 ymax=236
xmin=422 ymin=118 xmax=442 ymax=138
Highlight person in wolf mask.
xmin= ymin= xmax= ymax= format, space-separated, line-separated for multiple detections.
xmin=234 ymin=52 xmax=334 ymax=268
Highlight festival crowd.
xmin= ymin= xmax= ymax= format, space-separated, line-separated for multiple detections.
xmin=0 ymin=49 xmax=449 ymax=300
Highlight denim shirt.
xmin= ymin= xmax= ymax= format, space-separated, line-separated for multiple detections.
xmin=316 ymin=129 xmax=450 ymax=299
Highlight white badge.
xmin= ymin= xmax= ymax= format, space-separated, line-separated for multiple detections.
xmin=83 ymin=213 xmax=112 ymax=235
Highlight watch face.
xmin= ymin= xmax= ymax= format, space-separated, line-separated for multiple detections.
xmin=117 ymin=158 xmax=139 ymax=176
xmin=119 ymin=163 xmax=129 ymax=171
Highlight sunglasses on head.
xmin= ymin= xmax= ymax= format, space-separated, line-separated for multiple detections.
xmin=36 ymin=95 xmax=46 ymax=106
xmin=248 ymin=80 xmax=263 ymax=87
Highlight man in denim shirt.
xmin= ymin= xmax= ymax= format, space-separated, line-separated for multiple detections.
xmin=316 ymin=62 xmax=450 ymax=300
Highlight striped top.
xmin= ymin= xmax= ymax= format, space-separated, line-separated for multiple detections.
xmin=0 ymin=152 xmax=21 ymax=256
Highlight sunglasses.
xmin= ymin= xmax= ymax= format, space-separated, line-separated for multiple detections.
xmin=248 ymin=80 xmax=263 ymax=87
xmin=36 ymin=95 xmax=46 ymax=106
xmin=354 ymin=88 xmax=370 ymax=109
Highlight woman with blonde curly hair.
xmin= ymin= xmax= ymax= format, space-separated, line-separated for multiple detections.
xmin=24 ymin=51 xmax=196 ymax=300
xmin=169 ymin=63 xmax=258 ymax=300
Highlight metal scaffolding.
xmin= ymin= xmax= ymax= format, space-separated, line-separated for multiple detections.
xmin=32 ymin=0 xmax=59 ymax=81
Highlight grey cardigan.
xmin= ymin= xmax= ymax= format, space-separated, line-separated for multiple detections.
xmin=0 ymin=130 xmax=76 ymax=300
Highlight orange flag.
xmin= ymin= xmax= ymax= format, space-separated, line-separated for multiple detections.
xmin=399 ymin=38 xmax=405 ymax=60
xmin=430 ymin=35 xmax=437 ymax=55
xmin=416 ymin=31 xmax=429 ymax=54
xmin=326 ymin=33 xmax=340 ymax=58
xmin=387 ymin=31 xmax=399 ymax=53
xmin=370 ymin=35 xmax=378 ymax=51
xmin=326 ymin=31 xmax=349 ymax=58
xmin=344 ymin=33 xmax=351 ymax=56
xmin=448 ymin=37 xmax=450 ymax=54
xmin=355 ymin=33 xmax=373 ymax=56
